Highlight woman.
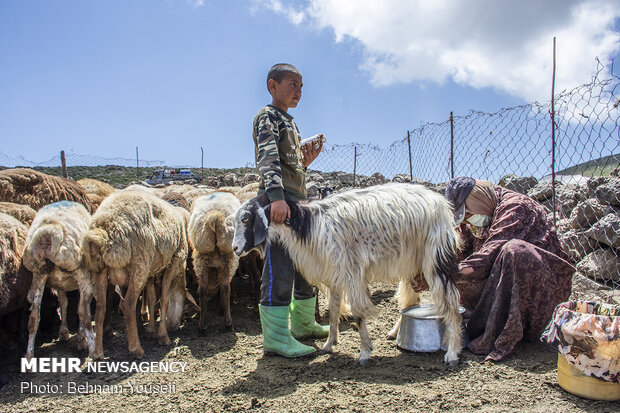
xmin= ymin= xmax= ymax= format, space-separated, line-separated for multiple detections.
xmin=444 ymin=177 xmax=575 ymax=361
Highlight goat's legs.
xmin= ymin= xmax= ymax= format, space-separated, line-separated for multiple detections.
xmin=387 ymin=280 xmax=421 ymax=340
xmin=428 ymin=277 xmax=462 ymax=366
xmin=56 ymin=290 xmax=70 ymax=341
xmin=356 ymin=317 xmax=373 ymax=365
xmin=319 ymin=291 xmax=342 ymax=354
xmin=25 ymin=273 xmax=49 ymax=361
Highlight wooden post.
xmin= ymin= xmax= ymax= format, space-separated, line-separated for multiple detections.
xmin=407 ymin=131 xmax=412 ymax=181
xmin=201 ymin=147 xmax=204 ymax=180
xmin=60 ymin=150 xmax=67 ymax=178
xmin=551 ymin=37 xmax=557 ymax=225
xmin=136 ymin=146 xmax=139 ymax=182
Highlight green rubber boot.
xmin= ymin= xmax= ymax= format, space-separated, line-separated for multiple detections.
xmin=290 ymin=296 xmax=330 ymax=339
xmin=259 ymin=304 xmax=315 ymax=358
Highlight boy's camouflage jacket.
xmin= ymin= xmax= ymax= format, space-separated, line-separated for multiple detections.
xmin=253 ymin=105 xmax=306 ymax=202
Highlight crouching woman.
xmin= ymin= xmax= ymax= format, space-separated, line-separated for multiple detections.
xmin=444 ymin=177 xmax=575 ymax=361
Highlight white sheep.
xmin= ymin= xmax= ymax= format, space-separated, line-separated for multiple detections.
xmin=188 ymin=192 xmax=241 ymax=330
xmin=22 ymin=201 xmax=94 ymax=360
xmin=82 ymin=191 xmax=189 ymax=359
xmin=232 ymin=183 xmax=463 ymax=365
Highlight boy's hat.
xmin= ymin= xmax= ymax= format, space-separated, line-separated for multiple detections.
xmin=444 ymin=177 xmax=476 ymax=225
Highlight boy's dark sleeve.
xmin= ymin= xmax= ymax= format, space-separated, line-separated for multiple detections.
xmin=255 ymin=112 xmax=285 ymax=202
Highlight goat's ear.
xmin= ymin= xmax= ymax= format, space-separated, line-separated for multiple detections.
xmin=253 ymin=205 xmax=269 ymax=246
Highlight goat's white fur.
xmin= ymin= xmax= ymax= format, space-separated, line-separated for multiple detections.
xmin=242 ymin=183 xmax=462 ymax=365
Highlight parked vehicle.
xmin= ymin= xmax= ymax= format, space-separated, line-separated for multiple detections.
xmin=145 ymin=168 xmax=202 ymax=185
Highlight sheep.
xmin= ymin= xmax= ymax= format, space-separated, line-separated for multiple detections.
xmin=188 ymin=192 xmax=241 ymax=330
xmin=0 ymin=213 xmax=32 ymax=349
xmin=0 ymin=168 xmax=95 ymax=213
xmin=0 ymin=202 xmax=36 ymax=227
xmin=231 ymin=183 xmax=463 ymax=366
xmin=77 ymin=178 xmax=116 ymax=209
xmin=22 ymin=201 xmax=94 ymax=360
xmin=81 ymin=191 xmax=189 ymax=359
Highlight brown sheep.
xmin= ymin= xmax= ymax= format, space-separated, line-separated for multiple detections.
xmin=0 ymin=213 xmax=32 ymax=349
xmin=77 ymin=178 xmax=116 ymax=209
xmin=82 ymin=191 xmax=189 ymax=359
xmin=0 ymin=168 xmax=94 ymax=213
xmin=0 ymin=202 xmax=36 ymax=227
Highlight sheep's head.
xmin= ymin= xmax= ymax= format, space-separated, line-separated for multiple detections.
xmin=232 ymin=194 xmax=270 ymax=257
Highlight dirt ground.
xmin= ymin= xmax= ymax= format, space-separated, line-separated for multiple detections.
xmin=1 ymin=272 xmax=619 ymax=412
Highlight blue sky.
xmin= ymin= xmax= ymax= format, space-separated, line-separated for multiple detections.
xmin=1 ymin=0 xmax=619 ymax=169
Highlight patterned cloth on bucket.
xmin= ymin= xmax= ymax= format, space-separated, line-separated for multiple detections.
xmin=541 ymin=300 xmax=620 ymax=383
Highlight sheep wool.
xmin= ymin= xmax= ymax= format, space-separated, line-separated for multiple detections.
xmin=82 ymin=191 xmax=189 ymax=360
xmin=188 ymin=192 xmax=241 ymax=330
xmin=0 ymin=202 xmax=37 ymax=227
xmin=22 ymin=201 xmax=94 ymax=360
xmin=0 ymin=168 xmax=95 ymax=213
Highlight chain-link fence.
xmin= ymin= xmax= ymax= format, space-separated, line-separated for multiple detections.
xmin=1 ymin=67 xmax=619 ymax=289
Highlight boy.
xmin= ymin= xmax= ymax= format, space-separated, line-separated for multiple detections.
xmin=253 ymin=63 xmax=328 ymax=358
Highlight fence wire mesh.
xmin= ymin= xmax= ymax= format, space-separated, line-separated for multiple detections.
xmin=1 ymin=68 xmax=619 ymax=289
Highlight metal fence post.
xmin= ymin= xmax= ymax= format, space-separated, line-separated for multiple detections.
xmin=450 ymin=112 xmax=454 ymax=179
xmin=136 ymin=146 xmax=139 ymax=182
xmin=407 ymin=131 xmax=412 ymax=180
xmin=550 ymin=37 xmax=557 ymax=226
xmin=353 ymin=145 xmax=357 ymax=185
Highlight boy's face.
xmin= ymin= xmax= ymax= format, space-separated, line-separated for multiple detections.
xmin=269 ymin=72 xmax=303 ymax=112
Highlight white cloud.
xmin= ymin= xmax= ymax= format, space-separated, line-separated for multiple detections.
xmin=253 ymin=0 xmax=620 ymax=102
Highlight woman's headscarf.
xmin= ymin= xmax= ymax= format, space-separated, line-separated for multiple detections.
xmin=464 ymin=180 xmax=498 ymax=218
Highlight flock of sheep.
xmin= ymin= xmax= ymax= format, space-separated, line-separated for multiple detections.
xmin=0 ymin=168 xmax=262 ymax=362
xmin=0 ymin=167 xmax=464 ymax=366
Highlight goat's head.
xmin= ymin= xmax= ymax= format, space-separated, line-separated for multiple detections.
xmin=232 ymin=194 xmax=270 ymax=257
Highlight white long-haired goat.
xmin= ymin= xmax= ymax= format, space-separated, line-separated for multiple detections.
xmin=232 ymin=182 xmax=463 ymax=365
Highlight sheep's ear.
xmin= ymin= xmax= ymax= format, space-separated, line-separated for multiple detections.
xmin=253 ymin=206 xmax=269 ymax=246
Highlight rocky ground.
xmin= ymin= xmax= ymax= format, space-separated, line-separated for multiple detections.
xmin=0 ymin=272 xmax=618 ymax=412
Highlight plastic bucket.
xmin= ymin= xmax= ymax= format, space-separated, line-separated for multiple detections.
xmin=557 ymin=354 xmax=620 ymax=401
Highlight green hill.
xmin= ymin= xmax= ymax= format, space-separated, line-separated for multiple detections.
xmin=557 ymin=153 xmax=620 ymax=177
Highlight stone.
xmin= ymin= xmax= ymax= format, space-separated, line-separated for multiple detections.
xmin=594 ymin=178 xmax=620 ymax=206
xmin=306 ymin=181 xmax=320 ymax=199
xmin=222 ymin=173 xmax=237 ymax=187
xmin=238 ymin=173 xmax=260 ymax=186
xmin=576 ymin=249 xmax=620 ymax=282
xmin=392 ymin=174 xmax=412 ymax=183
xmin=559 ymin=229 xmax=600 ymax=262
xmin=587 ymin=176 xmax=611 ymax=198
xmin=204 ymin=176 xmax=220 ymax=187
xmin=585 ymin=212 xmax=620 ymax=249
xmin=307 ymin=173 xmax=325 ymax=183
xmin=566 ymin=198 xmax=609 ymax=230
xmin=498 ymin=174 xmax=538 ymax=195
xmin=527 ymin=181 xmax=556 ymax=201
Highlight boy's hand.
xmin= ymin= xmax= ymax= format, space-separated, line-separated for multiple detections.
xmin=301 ymin=135 xmax=324 ymax=167
xmin=270 ymin=200 xmax=290 ymax=224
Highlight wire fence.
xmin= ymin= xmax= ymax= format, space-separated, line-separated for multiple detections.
xmin=1 ymin=66 xmax=619 ymax=289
